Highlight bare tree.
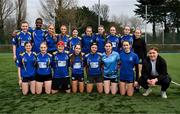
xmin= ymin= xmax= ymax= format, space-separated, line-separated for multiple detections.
xmin=0 ymin=0 xmax=16 ymax=41
xmin=100 ymin=4 xmax=109 ymax=21
xmin=71 ymin=7 xmax=87 ymax=30
xmin=111 ymin=14 xmax=129 ymax=26
xmin=129 ymin=16 xmax=143 ymax=30
xmin=53 ymin=0 xmax=77 ymax=33
xmin=15 ymin=0 xmax=27 ymax=29
xmin=4 ymin=16 xmax=17 ymax=43
xmin=111 ymin=15 xmax=120 ymax=24
xmin=92 ymin=4 xmax=110 ymax=21
xmin=92 ymin=4 xmax=99 ymax=15
xmin=39 ymin=0 xmax=77 ymax=32
xmin=111 ymin=14 xmax=143 ymax=31
xmin=38 ymin=0 xmax=56 ymax=24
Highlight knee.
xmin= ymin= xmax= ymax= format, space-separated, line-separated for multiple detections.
xmin=36 ymin=91 xmax=42 ymax=95
xmin=51 ymin=90 xmax=58 ymax=94
xmin=31 ymin=92 xmax=36 ymax=95
xmin=87 ymin=90 xmax=92 ymax=93
xmin=98 ymin=90 xmax=103 ymax=94
xmin=97 ymin=88 xmax=103 ymax=94
xmin=111 ymin=91 xmax=117 ymax=95
xmin=120 ymin=92 xmax=126 ymax=96
xmin=45 ymin=90 xmax=51 ymax=94
xmin=127 ymin=93 xmax=133 ymax=97
xmin=161 ymin=77 xmax=171 ymax=85
xmin=22 ymin=92 xmax=28 ymax=96
xmin=104 ymin=89 xmax=110 ymax=94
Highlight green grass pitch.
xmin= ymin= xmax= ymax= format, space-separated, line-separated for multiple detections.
xmin=0 ymin=53 xmax=180 ymax=113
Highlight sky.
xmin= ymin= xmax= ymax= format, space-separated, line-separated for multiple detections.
xmin=78 ymin=0 xmax=137 ymax=17
xmin=27 ymin=0 xmax=138 ymax=25
xmin=26 ymin=0 xmax=151 ymax=32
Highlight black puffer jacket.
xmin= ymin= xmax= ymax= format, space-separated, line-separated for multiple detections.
xmin=141 ymin=55 xmax=170 ymax=81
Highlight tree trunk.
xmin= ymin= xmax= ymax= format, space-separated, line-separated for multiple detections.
xmin=164 ymin=19 xmax=169 ymax=33
xmin=17 ymin=13 xmax=21 ymax=29
xmin=0 ymin=21 xmax=4 ymax=42
xmin=17 ymin=1 xmax=22 ymax=30
xmin=177 ymin=27 xmax=180 ymax=33
xmin=152 ymin=20 xmax=156 ymax=40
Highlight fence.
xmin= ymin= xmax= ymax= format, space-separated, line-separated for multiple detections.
xmin=145 ymin=32 xmax=180 ymax=44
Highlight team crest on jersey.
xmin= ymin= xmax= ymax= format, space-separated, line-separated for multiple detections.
xmin=129 ymin=57 xmax=133 ymax=61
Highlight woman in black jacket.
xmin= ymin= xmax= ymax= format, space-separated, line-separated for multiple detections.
xmin=138 ymin=47 xmax=171 ymax=98
xmin=132 ymin=28 xmax=147 ymax=77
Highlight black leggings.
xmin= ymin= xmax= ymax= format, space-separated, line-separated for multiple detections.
xmin=138 ymin=76 xmax=171 ymax=91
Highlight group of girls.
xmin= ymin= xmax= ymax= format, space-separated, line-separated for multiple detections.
xmin=12 ymin=18 xmax=147 ymax=96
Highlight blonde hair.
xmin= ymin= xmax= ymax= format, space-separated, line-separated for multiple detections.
xmin=48 ymin=24 xmax=55 ymax=28
xmin=48 ymin=24 xmax=55 ymax=34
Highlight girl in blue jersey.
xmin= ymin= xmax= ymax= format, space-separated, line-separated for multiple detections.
xmin=106 ymin=26 xmax=120 ymax=52
xmin=119 ymin=41 xmax=139 ymax=96
xmin=12 ymin=21 xmax=33 ymax=62
xmin=45 ymin=24 xmax=57 ymax=54
xmin=35 ymin=42 xmax=52 ymax=94
xmin=17 ymin=42 xmax=36 ymax=95
xmin=95 ymin=25 xmax=106 ymax=54
xmin=51 ymin=41 xmax=71 ymax=94
xmin=57 ymin=25 xmax=70 ymax=51
xmin=69 ymin=28 xmax=81 ymax=53
xmin=119 ymin=25 xmax=134 ymax=53
xmin=85 ymin=42 xmax=103 ymax=93
xmin=70 ymin=44 xmax=85 ymax=93
xmin=32 ymin=18 xmax=46 ymax=53
xmin=82 ymin=26 xmax=95 ymax=54
xmin=102 ymin=41 xmax=120 ymax=95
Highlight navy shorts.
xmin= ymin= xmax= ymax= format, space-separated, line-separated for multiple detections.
xmin=120 ymin=79 xmax=134 ymax=83
xmin=22 ymin=76 xmax=35 ymax=82
xmin=87 ymin=74 xmax=102 ymax=83
xmin=104 ymin=77 xmax=118 ymax=83
xmin=52 ymin=77 xmax=71 ymax=90
xmin=35 ymin=74 xmax=52 ymax=82
xmin=71 ymin=74 xmax=84 ymax=82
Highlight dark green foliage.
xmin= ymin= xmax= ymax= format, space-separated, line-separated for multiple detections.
xmin=55 ymin=6 xmax=123 ymax=35
xmin=134 ymin=0 xmax=180 ymax=37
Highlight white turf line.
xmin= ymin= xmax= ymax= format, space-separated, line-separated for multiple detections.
xmin=171 ymin=81 xmax=180 ymax=87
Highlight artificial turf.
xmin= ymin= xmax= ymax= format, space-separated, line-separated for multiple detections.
xmin=0 ymin=53 xmax=180 ymax=113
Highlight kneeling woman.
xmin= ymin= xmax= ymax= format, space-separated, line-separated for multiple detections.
xmin=138 ymin=47 xmax=171 ymax=99
xmin=52 ymin=41 xmax=71 ymax=93
xmin=70 ymin=44 xmax=85 ymax=93
xmin=35 ymin=42 xmax=52 ymax=94
xmin=85 ymin=42 xmax=103 ymax=93
xmin=119 ymin=41 xmax=139 ymax=96
xmin=17 ymin=42 xmax=36 ymax=95
xmin=102 ymin=41 xmax=120 ymax=95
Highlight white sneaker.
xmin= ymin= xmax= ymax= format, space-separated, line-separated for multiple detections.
xmin=161 ymin=91 xmax=167 ymax=99
xmin=142 ymin=88 xmax=152 ymax=96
